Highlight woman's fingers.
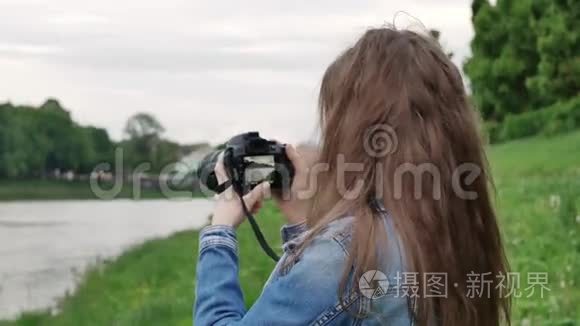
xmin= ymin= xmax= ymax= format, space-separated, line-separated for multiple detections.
xmin=243 ymin=182 xmax=270 ymax=210
xmin=251 ymin=200 xmax=262 ymax=214
xmin=286 ymin=145 xmax=309 ymax=192
xmin=214 ymin=152 xmax=228 ymax=184
xmin=286 ymin=145 xmax=306 ymax=173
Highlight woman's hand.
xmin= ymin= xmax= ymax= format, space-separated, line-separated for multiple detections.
xmin=274 ymin=145 xmax=311 ymax=225
xmin=211 ymin=155 xmax=270 ymax=228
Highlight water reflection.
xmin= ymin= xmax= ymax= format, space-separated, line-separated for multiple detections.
xmin=0 ymin=199 xmax=212 ymax=319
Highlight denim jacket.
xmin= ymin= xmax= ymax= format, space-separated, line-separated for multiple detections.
xmin=194 ymin=205 xmax=412 ymax=325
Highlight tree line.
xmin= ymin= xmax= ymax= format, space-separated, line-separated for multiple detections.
xmin=465 ymin=0 xmax=579 ymax=136
xmin=0 ymin=99 xmax=182 ymax=178
xmin=2 ymin=0 xmax=578 ymax=177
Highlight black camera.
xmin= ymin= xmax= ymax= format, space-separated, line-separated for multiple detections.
xmin=198 ymin=132 xmax=294 ymax=194
xmin=196 ymin=132 xmax=293 ymax=261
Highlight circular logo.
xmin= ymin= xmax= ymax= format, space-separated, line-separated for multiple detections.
xmin=363 ymin=124 xmax=398 ymax=158
xmin=359 ymin=270 xmax=390 ymax=299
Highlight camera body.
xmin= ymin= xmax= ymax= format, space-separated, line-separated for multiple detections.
xmin=198 ymin=132 xmax=294 ymax=194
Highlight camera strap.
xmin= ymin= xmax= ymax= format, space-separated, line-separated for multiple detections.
xmin=218 ymin=165 xmax=280 ymax=262
xmin=214 ymin=180 xmax=232 ymax=194
xmin=237 ymin=193 xmax=281 ymax=262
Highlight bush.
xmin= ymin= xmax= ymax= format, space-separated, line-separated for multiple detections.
xmin=483 ymin=120 xmax=501 ymax=144
xmin=485 ymin=96 xmax=580 ymax=143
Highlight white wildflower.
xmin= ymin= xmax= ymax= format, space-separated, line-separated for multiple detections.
xmin=549 ymin=195 xmax=561 ymax=209
xmin=521 ymin=318 xmax=531 ymax=326
xmin=576 ymin=215 xmax=580 ymax=224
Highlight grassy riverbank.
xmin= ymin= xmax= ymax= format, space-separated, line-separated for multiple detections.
xmin=1 ymin=131 xmax=579 ymax=325
xmin=0 ymin=180 xmax=198 ymax=201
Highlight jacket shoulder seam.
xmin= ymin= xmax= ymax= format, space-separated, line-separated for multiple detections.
xmin=331 ymin=235 xmax=350 ymax=256
xmin=309 ymin=292 xmax=361 ymax=326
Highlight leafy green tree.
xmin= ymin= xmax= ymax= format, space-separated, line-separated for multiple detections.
xmin=465 ymin=0 xmax=579 ymax=122
xmin=78 ymin=127 xmax=115 ymax=173
xmin=37 ymin=99 xmax=83 ymax=172
xmin=124 ymin=113 xmax=165 ymax=139
xmin=465 ymin=0 xmax=542 ymax=120
xmin=429 ymin=29 xmax=454 ymax=59
xmin=527 ymin=0 xmax=580 ymax=105
xmin=0 ymin=100 xmax=117 ymax=177
xmin=122 ymin=113 xmax=179 ymax=173
xmin=0 ymin=101 xmax=183 ymax=178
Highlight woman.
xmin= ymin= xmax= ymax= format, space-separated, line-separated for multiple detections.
xmin=195 ymin=27 xmax=510 ymax=326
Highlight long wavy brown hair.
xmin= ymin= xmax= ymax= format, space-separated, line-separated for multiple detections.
xmin=295 ymin=27 xmax=510 ymax=326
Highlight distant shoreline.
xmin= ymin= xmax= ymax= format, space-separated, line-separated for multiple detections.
xmin=0 ymin=179 xmax=204 ymax=201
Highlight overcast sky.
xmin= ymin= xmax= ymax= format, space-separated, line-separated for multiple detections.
xmin=0 ymin=0 xmax=474 ymax=145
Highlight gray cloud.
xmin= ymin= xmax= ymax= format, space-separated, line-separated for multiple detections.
xmin=0 ymin=0 xmax=474 ymax=144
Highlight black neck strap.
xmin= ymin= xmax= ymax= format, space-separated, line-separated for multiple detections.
xmin=219 ymin=157 xmax=279 ymax=262
xmin=237 ymin=192 xmax=280 ymax=262
xmin=214 ymin=180 xmax=232 ymax=194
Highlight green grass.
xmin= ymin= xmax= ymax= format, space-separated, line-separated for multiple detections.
xmin=487 ymin=131 xmax=580 ymax=324
xmin=1 ymin=131 xmax=580 ymax=325
xmin=0 ymin=180 xmax=198 ymax=201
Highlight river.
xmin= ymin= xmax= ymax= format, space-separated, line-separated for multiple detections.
xmin=0 ymin=199 xmax=213 ymax=319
